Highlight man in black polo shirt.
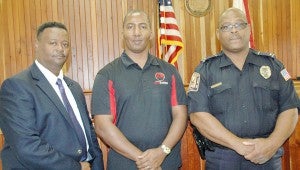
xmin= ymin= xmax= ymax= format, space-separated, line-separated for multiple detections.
xmin=188 ymin=8 xmax=299 ymax=170
xmin=91 ymin=10 xmax=187 ymax=170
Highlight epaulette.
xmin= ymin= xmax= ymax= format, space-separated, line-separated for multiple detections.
xmin=252 ymin=49 xmax=284 ymax=69
xmin=252 ymin=50 xmax=276 ymax=58
xmin=200 ymin=53 xmax=222 ymax=63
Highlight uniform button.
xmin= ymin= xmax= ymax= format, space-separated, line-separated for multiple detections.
xmin=77 ymin=149 xmax=82 ymax=154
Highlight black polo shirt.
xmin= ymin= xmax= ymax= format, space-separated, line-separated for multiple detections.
xmin=188 ymin=49 xmax=299 ymax=138
xmin=92 ymin=52 xmax=186 ymax=169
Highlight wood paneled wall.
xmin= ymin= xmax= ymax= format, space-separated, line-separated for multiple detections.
xmin=0 ymin=0 xmax=158 ymax=90
xmin=0 ymin=0 xmax=299 ymax=170
xmin=182 ymin=0 xmax=300 ymax=84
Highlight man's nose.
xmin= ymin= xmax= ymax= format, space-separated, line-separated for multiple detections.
xmin=230 ymin=26 xmax=239 ymax=33
xmin=57 ymin=43 xmax=64 ymax=51
xmin=133 ymin=27 xmax=142 ymax=36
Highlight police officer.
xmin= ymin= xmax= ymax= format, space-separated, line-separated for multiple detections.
xmin=188 ymin=7 xmax=299 ymax=170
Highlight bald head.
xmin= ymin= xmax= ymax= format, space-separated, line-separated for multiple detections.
xmin=218 ymin=8 xmax=248 ymax=27
xmin=216 ymin=7 xmax=251 ymax=54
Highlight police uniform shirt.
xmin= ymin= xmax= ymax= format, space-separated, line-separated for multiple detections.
xmin=188 ymin=49 xmax=300 ymax=138
xmin=92 ymin=52 xmax=187 ymax=169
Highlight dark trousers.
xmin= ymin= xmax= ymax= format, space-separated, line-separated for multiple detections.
xmin=205 ymin=147 xmax=283 ymax=170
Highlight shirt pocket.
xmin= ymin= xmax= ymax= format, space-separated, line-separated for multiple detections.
xmin=209 ymin=84 xmax=232 ymax=115
xmin=252 ymin=80 xmax=280 ymax=112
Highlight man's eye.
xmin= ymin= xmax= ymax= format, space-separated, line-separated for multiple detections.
xmin=236 ymin=22 xmax=248 ymax=29
xmin=220 ymin=25 xmax=229 ymax=31
xmin=127 ymin=25 xmax=133 ymax=29
xmin=62 ymin=43 xmax=69 ymax=48
xmin=49 ymin=42 xmax=57 ymax=45
xmin=140 ymin=25 xmax=148 ymax=29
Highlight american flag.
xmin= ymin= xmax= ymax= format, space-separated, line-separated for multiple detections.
xmin=281 ymin=69 xmax=291 ymax=81
xmin=158 ymin=0 xmax=183 ymax=69
xmin=233 ymin=0 xmax=255 ymax=48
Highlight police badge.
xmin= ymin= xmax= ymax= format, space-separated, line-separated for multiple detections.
xmin=188 ymin=72 xmax=200 ymax=92
xmin=260 ymin=66 xmax=271 ymax=79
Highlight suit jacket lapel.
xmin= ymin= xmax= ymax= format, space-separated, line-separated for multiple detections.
xmin=64 ymin=77 xmax=92 ymax=142
xmin=30 ymin=63 xmax=75 ymax=128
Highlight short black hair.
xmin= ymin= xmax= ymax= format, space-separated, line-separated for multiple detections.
xmin=36 ymin=21 xmax=68 ymax=39
xmin=123 ymin=10 xmax=151 ymax=28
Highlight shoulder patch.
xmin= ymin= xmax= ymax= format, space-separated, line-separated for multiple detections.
xmin=280 ymin=69 xmax=291 ymax=81
xmin=188 ymin=72 xmax=200 ymax=92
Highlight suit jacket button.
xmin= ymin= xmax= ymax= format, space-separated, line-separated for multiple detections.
xmin=77 ymin=149 xmax=82 ymax=154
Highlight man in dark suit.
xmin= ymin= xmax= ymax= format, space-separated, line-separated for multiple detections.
xmin=0 ymin=22 xmax=104 ymax=170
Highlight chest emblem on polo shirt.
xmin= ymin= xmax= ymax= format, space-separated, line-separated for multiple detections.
xmin=154 ymin=72 xmax=168 ymax=85
xmin=259 ymin=66 xmax=271 ymax=79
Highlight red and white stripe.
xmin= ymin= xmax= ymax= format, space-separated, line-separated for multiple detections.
xmin=158 ymin=0 xmax=183 ymax=69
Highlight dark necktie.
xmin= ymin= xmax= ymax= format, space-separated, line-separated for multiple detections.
xmin=56 ymin=78 xmax=87 ymax=161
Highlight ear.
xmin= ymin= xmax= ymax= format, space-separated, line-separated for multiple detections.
xmin=149 ymin=30 xmax=154 ymax=40
xmin=34 ymin=39 xmax=39 ymax=49
xmin=216 ymin=29 xmax=220 ymax=40
xmin=148 ymin=31 xmax=155 ymax=48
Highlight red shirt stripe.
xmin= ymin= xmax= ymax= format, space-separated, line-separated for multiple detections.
xmin=171 ymin=75 xmax=178 ymax=106
xmin=108 ymin=80 xmax=117 ymax=124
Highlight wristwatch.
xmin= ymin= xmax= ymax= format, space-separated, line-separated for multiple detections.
xmin=161 ymin=144 xmax=171 ymax=155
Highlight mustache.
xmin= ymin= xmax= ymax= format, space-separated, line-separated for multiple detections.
xmin=229 ymin=34 xmax=241 ymax=40
xmin=54 ymin=53 xmax=66 ymax=57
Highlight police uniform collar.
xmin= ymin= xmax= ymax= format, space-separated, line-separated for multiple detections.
xmin=246 ymin=49 xmax=266 ymax=67
xmin=219 ymin=52 xmax=233 ymax=68
xmin=121 ymin=51 xmax=159 ymax=68
xmin=219 ymin=49 xmax=262 ymax=68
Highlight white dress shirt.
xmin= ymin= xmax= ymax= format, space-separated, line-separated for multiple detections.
xmin=35 ymin=60 xmax=90 ymax=157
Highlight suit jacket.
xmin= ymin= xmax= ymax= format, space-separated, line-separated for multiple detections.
xmin=0 ymin=63 xmax=104 ymax=170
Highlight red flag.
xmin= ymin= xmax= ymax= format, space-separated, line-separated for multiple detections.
xmin=158 ymin=0 xmax=183 ymax=69
xmin=233 ymin=0 xmax=255 ymax=49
